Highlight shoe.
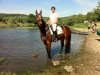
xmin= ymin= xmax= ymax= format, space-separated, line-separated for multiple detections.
xmin=52 ymin=35 xmax=57 ymax=42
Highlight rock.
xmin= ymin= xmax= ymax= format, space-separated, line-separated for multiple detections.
xmin=52 ymin=61 xmax=60 ymax=66
xmin=61 ymin=60 xmax=65 ymax=63
xmin=43 ymin=69 xmax=46 ymax=72
xmin=95 ymin=65 xmax=100 ymax=71
xmin=63 ymin=65 xmax=74 ymax=72
xmin=32 ymin=54 xmax=38 ymax=58
xmin=81 ymin=64 xmax=83 ymax=66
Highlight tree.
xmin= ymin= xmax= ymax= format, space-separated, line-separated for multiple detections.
xmin=77 ymin=14 xmax=86 ymax=23
xmin=0 ymin=17 xmax=3 ymax=22
xmin=27 ymin=14 xmax=35 ymax=23
xmin=95 ymin=1 xmax=100 ymax=21
xmin=87 ymin=12 xmax=97 ymax=21
xmin=97 ymin=1 xmax=100 ymax=9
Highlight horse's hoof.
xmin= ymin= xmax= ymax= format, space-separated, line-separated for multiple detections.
xmin=48 ymin=57 xmax=52 ymax=60
xmin=48 ymin=59 xmax=51 ymax=61
xmin=49 ymin=59 xmax=52 ymax=61
xmin=65 ymin=53 xmax=70 ymax=56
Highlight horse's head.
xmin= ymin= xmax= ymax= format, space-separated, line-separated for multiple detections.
xmin=35 ymin=10 xmax=43 ymax=27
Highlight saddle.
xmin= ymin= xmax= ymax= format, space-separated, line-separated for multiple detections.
xmin=49 ymin=25 xmax=63 ymax=35
xmin=45 ymin=25 xmax=63 ymax=42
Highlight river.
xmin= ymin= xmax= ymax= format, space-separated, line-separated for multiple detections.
xmin=0 ymin=28 xmax=84 ymax=73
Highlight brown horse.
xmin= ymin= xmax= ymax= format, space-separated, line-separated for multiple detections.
xmin=35 ymin=10 xmax=71 ymax=60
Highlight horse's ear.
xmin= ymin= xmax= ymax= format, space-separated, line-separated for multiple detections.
xmin=40 ymin=10 xmax=42 ymax=14
xmin=35 ymin=10 xmax=38 ymax=14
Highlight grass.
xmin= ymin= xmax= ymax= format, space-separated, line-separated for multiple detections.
xmin=70 ymin=23 xmax=88 ymax=29
xmin=0 ymin=22 xmax=38 ymax=30
xmin=69 ymin=23 xmax=89 ymax=32
xmin=0 ymin=22 xmax=35 ymax=27
xmin=0 ymin=72 xmax=16 ymax=75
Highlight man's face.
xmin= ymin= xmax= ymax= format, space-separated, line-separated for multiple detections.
xmin=51 ymin=8 xmax=55 ymax=13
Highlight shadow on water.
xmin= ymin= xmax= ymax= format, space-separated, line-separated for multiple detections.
xmin=0 ymin=28 xmax=84 ymax=73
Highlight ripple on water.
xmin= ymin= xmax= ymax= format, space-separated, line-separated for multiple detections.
xmin=0 ymin=29 xmax=84 ymax=72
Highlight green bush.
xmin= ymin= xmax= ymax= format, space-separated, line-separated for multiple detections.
xmin=27 ymin=14 xmax=36 ymax=23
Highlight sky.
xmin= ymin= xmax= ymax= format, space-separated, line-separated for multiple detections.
xmin=0 ymin=0 xmax=99 ymax=17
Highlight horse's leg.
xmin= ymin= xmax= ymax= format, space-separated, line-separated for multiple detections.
xmin=44 ymin=41 xmax=52 ymax=60
xmin=65 ymin=38 xmax=71 ymax=55
xmin=59 ymin=39 xmax=64 ymax=55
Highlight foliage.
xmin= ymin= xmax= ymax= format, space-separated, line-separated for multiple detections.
xmin=86 ymin=2 xmax=100 ymax=21
xmin=58 ymin=14 xmax=86 ymax=26
xmin=0 ymin=14 xmax=35 ymax=27
xmin=70 ymin=23 xmax=88 ymax=29
xmin=27 ymin=14 xmax=35 ymax=23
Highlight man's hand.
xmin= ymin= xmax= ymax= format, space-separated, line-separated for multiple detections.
xmin=46 ymin=22 xmax=50 ymax=25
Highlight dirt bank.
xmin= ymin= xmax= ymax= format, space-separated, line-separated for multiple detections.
xmin=80 ymin=33 xmax=100 ymax=75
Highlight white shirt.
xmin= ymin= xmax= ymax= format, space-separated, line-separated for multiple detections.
xmin=50 ymin=12 xmax=59 ymax=24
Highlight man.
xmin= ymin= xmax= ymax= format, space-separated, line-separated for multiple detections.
xmin=47 ymin=6 xmax=59 ymax=41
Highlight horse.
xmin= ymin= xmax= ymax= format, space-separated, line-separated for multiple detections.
xmin=35 ymin=10 xmax=71 ymax=60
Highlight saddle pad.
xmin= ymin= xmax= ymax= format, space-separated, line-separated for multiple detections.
xmin=49 ymin=26 xmax=63 ymax=35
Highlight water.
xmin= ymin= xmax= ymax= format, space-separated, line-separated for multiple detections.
xmin=0 ymin=29 xmax=84 ymax=72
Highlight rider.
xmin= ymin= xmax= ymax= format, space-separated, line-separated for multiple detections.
xmin=47 ymin=6 xmax=59 ymax=41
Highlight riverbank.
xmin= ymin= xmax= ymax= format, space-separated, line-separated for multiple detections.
xmin=71 ymin=22 xmax=100 ymax=30
xmin=81 ymin=33 xmax=100 ymax=75
xmin=0 ymin=22 xmax=34 ymax=28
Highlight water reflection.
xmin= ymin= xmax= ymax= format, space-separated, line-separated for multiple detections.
xmin=0 ymin=29 xmax=84 ymax=72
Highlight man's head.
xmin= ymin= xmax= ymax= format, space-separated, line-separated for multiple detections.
xmin=51 ymin=6 xmax=56 ymax=13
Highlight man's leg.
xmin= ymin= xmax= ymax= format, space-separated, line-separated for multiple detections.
xmin=50 ymin=25 xmax=53 ymax=33
xmin=52 ymin=24 xmax=57 ymax=41
xmin=50 ymin=25 xmax=55 ymax=41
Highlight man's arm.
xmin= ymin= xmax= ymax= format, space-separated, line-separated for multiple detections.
xmin=46 ymin=19 xmax=51 ymax=25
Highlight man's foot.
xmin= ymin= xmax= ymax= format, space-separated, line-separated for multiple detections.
xmin=54 ymin=38 xmax=57 ymax=42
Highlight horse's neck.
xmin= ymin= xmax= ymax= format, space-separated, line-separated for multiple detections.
xmin=39 ymin=20 xmax=46 ymax=36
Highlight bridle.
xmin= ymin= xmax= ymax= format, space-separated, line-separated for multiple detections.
xmin=37 ymin=19 xmax=42 ymax=23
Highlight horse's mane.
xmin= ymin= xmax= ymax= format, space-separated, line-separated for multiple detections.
xmin=42 ymin=19 xmax=46 ymax=27
xmin=39 ymin=17 xmax=47 ymax=36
